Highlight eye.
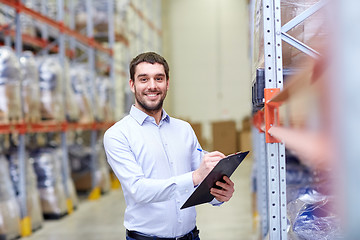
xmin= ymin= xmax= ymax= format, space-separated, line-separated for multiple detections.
xmin=156 ymin=77 xmax=163 ymax=81
xmin=139 ymin=78 xmax=148 ymax=82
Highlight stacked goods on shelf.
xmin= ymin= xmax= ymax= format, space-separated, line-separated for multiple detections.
xmin=53 ymin=147 xmax=78 ymax=209
xmin=0 ymin=3 xmax=36 ymax=38
xmin=281 ymin=0 xmax=327 ymax=67
xmin=75 ymin=0 xmax=120 ymax=36
xmin=20 ymin=51 xmax=41 ymax=123
xmin=96 ymin=75 xmax=114 ymax=122
xmin=62 ymin=59 xmax=81 ymax=123
xmin=252 ymin=0 xmax=327 ymax=70
xmin=0 ymin=47 xmax=22 ymax=124
xmin=7 ymin=148 xmax=44 ymax=231
xmin=96 ymin=139 xmax=111 ymax=194
xmin=285 ymin=154 xmax=342 ymax=239
xmin=69 ymin=65 xmax=94 ymax=124
xmin=69 ymin=137 xmax=110 ymax=194
xmin=31 ymin=147 xmax=67 ymax=219
xmin=30 ymin=0 xmax=59 ymax=40
xmin=0 ymin=155 xmax=21 ymax=240
xmin=37 ymin=56 xmax=65 ymax=121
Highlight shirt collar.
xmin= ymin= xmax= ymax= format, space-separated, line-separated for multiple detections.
xmin=130 ymin=105 xmax=170 ymax=125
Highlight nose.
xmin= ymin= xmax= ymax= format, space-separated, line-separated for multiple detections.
xmin=147 ymin=78 xmax=157 ymax=89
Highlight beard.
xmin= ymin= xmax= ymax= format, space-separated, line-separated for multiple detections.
xmin=134 ymin=87 xmax=167 ymax=112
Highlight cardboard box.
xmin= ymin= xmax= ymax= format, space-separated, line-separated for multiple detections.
xmin=212 ymin=121 xmax=237 ymax=155
xmin=238 ymin=130 xmax=253 ymax=154
xmin=189 ymin=122 xmax=205 ymax=148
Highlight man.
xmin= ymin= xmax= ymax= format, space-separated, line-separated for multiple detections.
xmin=103 ymin=52 xmax=235 ymax=240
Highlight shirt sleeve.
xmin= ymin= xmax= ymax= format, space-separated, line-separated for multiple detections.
xmin=103 ymin=129 xmax=194 ymax=204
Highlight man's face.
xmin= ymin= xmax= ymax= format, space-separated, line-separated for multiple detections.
xmin=129 ymin=62 xmax=169 ymax=114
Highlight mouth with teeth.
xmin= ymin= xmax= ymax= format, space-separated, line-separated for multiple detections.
xmin=145 ymin=92 xmax=160 ymax=100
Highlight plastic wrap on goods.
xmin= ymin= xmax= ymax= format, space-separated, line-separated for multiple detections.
xmin=63 ymin=59 xmax=80 ymax=122
xmin=37 ymin=56 xmax=65 ymax=121
xmin=0 ymin=156 xmax=21 ymax=239
xmin=20 ymin=51 xmax=41 ymax=122
xmin=8 ymin=149 xmax=44 ymax=231
xmin=0 ymin=47 xmax=22 ymax=124
xmin=54 ymin=148 xmax=78 ymax=209
xmin=287 ymin=186 xmax=343 ymax=239
xmin=96 ymin=141 xmax=111 ymax=193
xmin=75 ymin=0 xmax=114 ymax=34
xmin=96 ymin=75 xmax=115 ymax=122
xmin=31 ymin=148 xmax=67 ymax=217
xmin=69 ymin=65 xmax=94 ymax=123
xmin=69 ymin=141 xmax=110 ymax=193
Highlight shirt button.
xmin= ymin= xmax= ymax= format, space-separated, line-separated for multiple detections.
xmin=185 ymin=190 xmax=189 ymax=193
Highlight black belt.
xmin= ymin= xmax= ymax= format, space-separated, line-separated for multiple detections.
xmin=126 ymin=227 xmax=199 ymax=240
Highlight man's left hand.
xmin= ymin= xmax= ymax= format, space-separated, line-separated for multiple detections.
xmin=210 ymin=176 xmax=234 ymax=202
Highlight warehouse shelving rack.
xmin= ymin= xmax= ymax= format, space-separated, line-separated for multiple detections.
xmin=250 ymin=0 xmax=329 ymax=239
xmin=0 ymin=0 xmax=116 ymax=237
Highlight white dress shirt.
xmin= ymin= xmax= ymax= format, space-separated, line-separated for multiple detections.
xmin=103 ymin=106 xmax=220 ymax=238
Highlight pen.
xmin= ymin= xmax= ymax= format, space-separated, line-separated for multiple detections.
xmin=197 ymin=148 xmax=209 ymax=154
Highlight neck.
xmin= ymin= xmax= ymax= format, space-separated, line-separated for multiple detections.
xmin=134 ymin=104 xmax=163 ymax=124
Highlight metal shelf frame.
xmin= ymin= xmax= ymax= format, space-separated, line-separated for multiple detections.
xmin=251 ymin=0 xmax=328 ymax=239
xmin=0 ymin=0 xmax=116 ymax=237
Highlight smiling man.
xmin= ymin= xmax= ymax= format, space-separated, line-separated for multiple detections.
xmin=103 ymin=52 xmax=235 ymax=240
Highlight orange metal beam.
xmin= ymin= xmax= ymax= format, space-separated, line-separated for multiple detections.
xmin=264 ymin=88 xmax=281 ymax=143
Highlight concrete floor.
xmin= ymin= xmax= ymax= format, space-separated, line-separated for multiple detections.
xmin=22 ymin=158 xmax=256 ymax=240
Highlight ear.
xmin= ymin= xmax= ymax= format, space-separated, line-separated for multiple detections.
xmin=166 ymin=78 xmax=170 ymax=91
xmin=129 ymin=79 xmax=135 ymax=93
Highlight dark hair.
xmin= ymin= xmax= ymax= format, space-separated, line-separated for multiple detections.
xmin=129 ymin=52 xmax=169 ymax=81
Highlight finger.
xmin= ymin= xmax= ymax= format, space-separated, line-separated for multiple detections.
xmin=223 ymin=176 xmax=234 ymax=187
xmin=210 ymin=189 xmax=231 ymax=202
xmin=211 ymin=187 xmax=232 ymax=198
xmin=207 ymin=151 xmax=226 ymax=159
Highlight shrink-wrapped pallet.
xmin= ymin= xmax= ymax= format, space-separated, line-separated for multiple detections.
xmin=20 ymin=51 xmax=41 ymax=123
xmin=63 ymin=59 xmax=80 ymax=122
xmin=0 ymin=47 xmax=22 ymax=124
xmin=75 ymin=0 xmax=113 ymax=34
xmin=0 ymin=155 xmax=21 ymax=240
xmin=96 ymin=76 xmax=115 ymax=122
xmin=69 ymin=65 xmax=94 ymax=124
xmin=54 ymin=148 xmax=78 ymax=209
xmin=69 ymin=141 xmax=111 ymax=194
xmin=31 ymin=148 xmax=67 ymax=219
xmin=37 ymin=56 xmax=65 ymax=121
xmin=8 ymin=150 xmax=44 ymax=231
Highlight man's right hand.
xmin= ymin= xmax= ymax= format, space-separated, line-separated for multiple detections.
xmin=192 ymin=151 xmax=226 ymax=186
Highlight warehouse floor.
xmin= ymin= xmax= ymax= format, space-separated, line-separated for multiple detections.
xmin=22 ymin=157 xmax=255 ymax=240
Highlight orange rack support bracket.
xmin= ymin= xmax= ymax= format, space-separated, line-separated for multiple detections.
xmin=252 ymin=110 xmax=265 ymax=133
xmin=264 ymin=88 xmax=281 ymax=143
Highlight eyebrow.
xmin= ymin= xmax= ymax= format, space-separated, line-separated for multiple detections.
xmin=136 ymin=73 xmax=166 ymax=78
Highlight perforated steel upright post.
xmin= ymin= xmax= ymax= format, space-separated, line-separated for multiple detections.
xmin=107 ymin=0 xmax=115 ymax=111
xmin=262 ymin=0 xmax=287 ymax=239
xmin=85 ymin=0 xmax=99 ymax=197
xmin=14 ymin=2 xmax=30 ymax=236
xmin=56 ymin=0 xmax=73 ymax=213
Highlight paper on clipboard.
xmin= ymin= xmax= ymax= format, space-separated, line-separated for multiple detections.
xmin=180 ymin=151 xmax=249 ymax=210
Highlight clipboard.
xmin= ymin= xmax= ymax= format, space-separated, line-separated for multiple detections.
xmin=180 ymin=151 xmax=249 ymax=209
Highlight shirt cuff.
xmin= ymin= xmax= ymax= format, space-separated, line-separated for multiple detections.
xmin=175 ymin=171 xmax=195 ymax=196
xmin=210 ymin=197 xmax=223 ymax=206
